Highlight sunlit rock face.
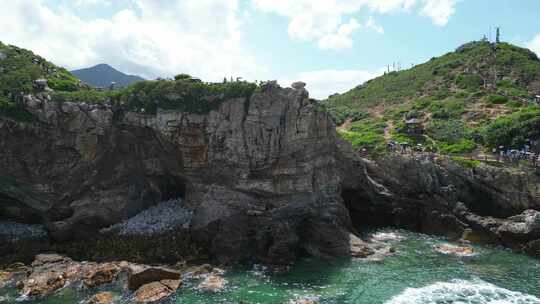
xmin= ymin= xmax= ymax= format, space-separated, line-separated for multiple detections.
xmin=0 ymin=84 xmax=352 ymax=265
xmin=1 ymin=82 xmax=539 ymax=265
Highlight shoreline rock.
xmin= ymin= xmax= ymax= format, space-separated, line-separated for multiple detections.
xmin=133 ymin=279 xmax=181 ymax=303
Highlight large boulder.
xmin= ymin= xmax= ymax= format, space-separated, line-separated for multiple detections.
xmin=133 ymin=280 xmax=180 ymax=303
xmin=83 ymin=263 xmax=121 ymax=288
xmin=87 ymin=292 xmax=115 ymax=304
xmin=20 ymin=255 xmax=81 ymax=297
xmin=196 ymin=275 xmax=227 ymax=292
xmin=127 ymin=266 xmax=181 ymax=291
xmin=498 ymin=210 xmax=540 ymax=242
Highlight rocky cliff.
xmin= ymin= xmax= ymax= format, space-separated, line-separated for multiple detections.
xmin=341 ymin=152 xmax=540 ymax=255
xmin=0 ymin=83 xmax=352 ymax=265
xmin=1 ymin=83 xmax=539 ymax=266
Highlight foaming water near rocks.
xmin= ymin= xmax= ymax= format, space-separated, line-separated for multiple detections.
xmin=386 ymin=279 xmax=540 ymax=304
xmin=100 ymin=198 xmax=192 ymax=236
xmin=3 ymin=229 xmax=540 ymax=303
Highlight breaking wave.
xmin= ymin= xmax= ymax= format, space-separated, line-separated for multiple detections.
xmin=386 ymin=280 xmax=540 ymax=304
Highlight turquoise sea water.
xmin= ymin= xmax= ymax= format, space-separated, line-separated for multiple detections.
xmin=2 ymin=229 xmax=540 ymax=304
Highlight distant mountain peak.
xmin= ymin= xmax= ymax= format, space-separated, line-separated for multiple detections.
xmin=71 ymin=64 xmax=144 ymax=88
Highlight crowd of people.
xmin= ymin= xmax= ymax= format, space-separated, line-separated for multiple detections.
xmin=357 ymin=139 xmax=540 ymax=168
xmin=492 ymin=141 xmax=538 ymax=167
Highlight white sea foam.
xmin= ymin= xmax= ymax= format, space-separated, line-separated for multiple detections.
xmin=100 ymin=198 xmax=193 ymax=236
xmin=386 ymin=280 xmax=540 ymax=304
xmin=370 ymin=231 xmax=406 ymax=242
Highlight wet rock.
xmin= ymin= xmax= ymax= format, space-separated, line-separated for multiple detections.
xmin=435 ymin=244 xmax=475 ymax=256
xmin=498 ymin=210 xmax=540 ymax=241
xmin=20 ymin=255 xmax=81 ymax=297
xmin=133 ymin=279 xmax=180 ymax=303
xmin=0 ymin=271 xmax=12 ymax=288
xmin=87 ymin=292 xmax=115 ymax=304
xmin=181 ymin=264 xmax=213 ymax=279
xmin=525 ymin=239 xmax=540 ymax=257
xmin=461 ymin=228 xmax=497 ymax=244
xmin=4 ymin=262 xmax=31 ymax=273
xmin=31 ymin=254 xmax=67 ymax=267
xmin=128 ymin=266 xmax=181 ymax=291
xmin=197 ymin=275 xmax=227 ymax=292
xmin=349 ymin=234 xmax=375 ymax=258
xmin=83 ymin=263 xmax=120 ymax=288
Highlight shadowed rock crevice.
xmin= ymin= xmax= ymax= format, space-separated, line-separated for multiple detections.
xmin=1 ymin=83 xmax=539 ymax=265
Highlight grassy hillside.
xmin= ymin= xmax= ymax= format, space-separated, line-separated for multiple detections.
xmin=0 ymin=41 xmax=86 ymax=121
xmin=323 ymin=41 xmax=540 ymax=154
xmin=0 ymin=42 xmax=259 ymax=120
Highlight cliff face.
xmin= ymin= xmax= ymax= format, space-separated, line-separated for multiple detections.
xmin=341 ymin=151 xmax=540 ymax=255
xmin=1 ymin=84 xmax=539 ymax=265
xmin=0 ymin=84 xmax=351 ymax=265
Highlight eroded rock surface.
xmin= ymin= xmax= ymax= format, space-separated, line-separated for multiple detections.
xmin=0 ymin=84 xmax=352 ymax=265
xmin=87 ymin=292 xmax=115 ymax=304
xmin=133 ymin=279 xmax=180 ymax=303
xmin=127 ymin=265 xmax=181 ymax=291
xmin=0 ymin=83 xmax=539 ymax=265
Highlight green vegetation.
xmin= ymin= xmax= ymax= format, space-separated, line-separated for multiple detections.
xmin=0 ymin=96 xmax=34 ymax=122
xmin=326 ymin=40 xmax=540 ymax=156
xmin=451 ymin=156 xmax=481 ymax=168
xmin=0 ymin=41 xmax=80 ymax=97
xmin=455 ymin=73 xmax=484 ymax=90
xmin=482 ymin=107 xmax=540 ymax=148
xmin=337 ymin=118 xmax=386 ymax=154
xmin=114 ymin=77 xmax=258 ymax=114
xmin=51 ymin=90 xmax=116 ymax=104
xmin=486 ymin=94 xmax=508 ymax=104
xmin=0 ymin=41 xmax=85 ymax=121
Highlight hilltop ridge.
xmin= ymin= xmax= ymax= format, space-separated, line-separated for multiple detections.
xmin=323 ymin=41 xmax=540 ymax=154
xmin=71 ymin=63 xmax=144 ymax=88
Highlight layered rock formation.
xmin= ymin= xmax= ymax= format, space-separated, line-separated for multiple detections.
xmin=1 ymin=83 xmax=539 ymax=266
xmin=341 ymin=152 xmax=540 ymax=255
xmin=0 ymin=84 xmax=352 ymax=265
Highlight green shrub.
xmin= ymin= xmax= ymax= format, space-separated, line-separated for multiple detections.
xmin=0 ymin=97 xmax=34 ymax=122
xmin=451 ymin=156 xmax=481 ymax=168
xmin=429 ymin=99 xmax=466 ymax=119
xmin=454 ymin=91 xmax=470 ymax=99
xmin=483 ymin=107 xmax=540 ymax=148
xmin=323 ymin=104 xmax=368 ymax=125
xmin=438 ymin=139 xmax=476 ymax=154
xmin=427 ymin=119 xmax=469 ymax=144
xmin=455 ymin=74 xmax=484 ymax=90
xmin=486 ymin=94 xmax=508 ymax=104
xmin=412 ymin=98 xmax=433 ymax=110
xmin=51 ymin=90 xmax=114 ymax=103
xmin=338 ymin=118 xmax=387 ymax=153
xmin=114 ymin=79 xmax=258 ymax=114
xmin=505 ymin=100 xmax=522 ymax=108
xmin=48 ymin=78 xmax=79 ymax=92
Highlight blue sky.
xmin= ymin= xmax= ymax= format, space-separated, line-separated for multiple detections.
xmin=1 ymin=0 xmax=540 ymax=98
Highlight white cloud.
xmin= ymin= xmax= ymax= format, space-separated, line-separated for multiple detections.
xmin=527 ymin=34 xmax=540 ymax=57
xmin=420 ymin=0 xmax=456 ymax=26
xmin=318 ymin=18 xmax=361 ymax=50
xmin=0 ymin=0 xmax=261 ymax=81
xmin=75 ymin=0 xmax=111 ymax=7
xmin=364 ymin=16 xmax=384 ymax=34
xmin=367 ymin=0 xmax=417 ymax=14
xmin=280 ymin=68 xmax=384 ymax=99
xmin=251 ymin=0 xmax=459 ymax=50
